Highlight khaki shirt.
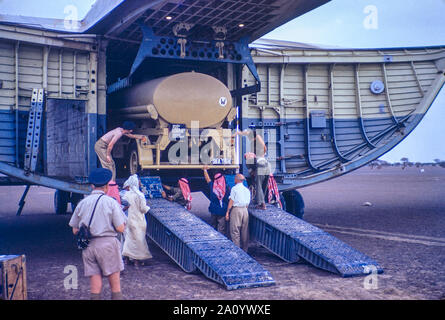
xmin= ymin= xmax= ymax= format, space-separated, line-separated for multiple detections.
xmin=69 ymin=190 xmax=127 ymax=237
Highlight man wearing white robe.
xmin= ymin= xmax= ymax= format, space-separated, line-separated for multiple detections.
xmin=122 ymin=175 xmax=153 ymax=265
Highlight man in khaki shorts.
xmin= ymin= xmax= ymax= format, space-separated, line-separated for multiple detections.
xmin=225 ymin=174 xmax=251 ymax=252
xmin=95 ymin=121 xmax=146 ymax=181
xmin=69 ymin=168 xmax=127 ymax=300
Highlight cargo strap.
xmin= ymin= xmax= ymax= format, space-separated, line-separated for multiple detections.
xmin=24 ymin=89 xmax=44 ymax=174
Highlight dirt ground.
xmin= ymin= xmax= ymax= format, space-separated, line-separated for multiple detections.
xmin=0 ymin=166 xmax=444 ymax=301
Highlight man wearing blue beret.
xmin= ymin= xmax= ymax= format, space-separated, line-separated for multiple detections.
xmin=69 ymin=168 xmax=127 ymax=300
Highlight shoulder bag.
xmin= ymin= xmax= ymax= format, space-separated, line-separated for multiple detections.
xmin=76 ymin=194 xmax=104 ymax=250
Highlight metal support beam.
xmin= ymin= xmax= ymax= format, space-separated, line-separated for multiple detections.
xmin=58 ymin=49 xmax=63 ymax=97
xmin=253 ymin=48 xmax=445 ymax=65
xmin=16 ymin=185 xmax=31 ymax=216
xmin=73 ymin=52 xmax=77 ymax=98
xmin=0 ymin=25 xmax=97 ymax=52
xmin=381 ymin=63 xmax=399 ymax=124
xmin=87 ymin=50 xmax=99 ymax=173
xmin=329 ymin=64 xmax=350 ymax=163
xmin=0 ymin=161 xmax=91 ymax=195
xmin=410 ymin=61 xmax=425 ymax=97
xmin=303 ymin=64 xmax=318 ymax=172
xmin=97 ymin=39 xmax=108 ymax=137
xmin=14 ymin=41 xmax=20 ymax=168
xmin=355 ymin=64 xmax=376 ymax=149
xmin=279 ymin=64 xmax=287 ymax=173
xmin=267 ymin=66 xmax=271 ymax=106
xmin=42 ymin=46 xmax=49 ymax=91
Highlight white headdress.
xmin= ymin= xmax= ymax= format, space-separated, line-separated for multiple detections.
xmin=123 ymin=174 xmax=145 ymax=201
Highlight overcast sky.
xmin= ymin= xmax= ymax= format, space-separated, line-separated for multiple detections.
xmin=1 ymin=0 xmax=444 ymax=163
xmin=0 ymin=0 xmax=96 ymax=19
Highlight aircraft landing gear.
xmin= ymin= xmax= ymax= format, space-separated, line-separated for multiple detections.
xmin=54 ymin=190 xmax=84 ymax=215
xmin=282 ymin=190 xmax=305 ymax=220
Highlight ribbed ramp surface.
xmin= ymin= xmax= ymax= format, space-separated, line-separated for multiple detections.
xmin=249 ymin=205 xmax=383 ymax=277
xmin=146 ymin=198 xmax=275 ymax=290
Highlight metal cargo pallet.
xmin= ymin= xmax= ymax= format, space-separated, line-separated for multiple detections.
xmin=146 ymin=198 xmax=275 ymax=290
xmin=249 ymin=205 xmax=383 ymax=277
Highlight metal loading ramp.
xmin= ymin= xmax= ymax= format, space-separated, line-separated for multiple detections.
xmin=146 ymin=198 xmax=275 ymax=290
xmin=249 ymin=205 xmax=383 ymax=277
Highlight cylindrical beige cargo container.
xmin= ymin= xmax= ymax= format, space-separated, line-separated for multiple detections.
xmin=118 ymin=72 xmax=233 ymax=128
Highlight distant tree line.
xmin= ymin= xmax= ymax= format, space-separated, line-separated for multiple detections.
xmin=369 ymin=158 xmax=445 ymax=169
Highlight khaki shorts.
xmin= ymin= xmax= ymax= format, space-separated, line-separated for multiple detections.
xmin=94 ymin=139 xmax=116 ymax=181
xmin=82 ymin=237 xmax=124 ymax=277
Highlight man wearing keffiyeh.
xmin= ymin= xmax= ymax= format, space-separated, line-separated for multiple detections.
xmin=203 ymin=166 xmax=230 ymax=235
xmin=162 ymin=178 xmax=192 ymax=210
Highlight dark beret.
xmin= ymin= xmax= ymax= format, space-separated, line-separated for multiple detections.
xmin=122 ymin=121 xmax=136 ymax=131
xmin=89 ymin=168 xmax=112 ymax=186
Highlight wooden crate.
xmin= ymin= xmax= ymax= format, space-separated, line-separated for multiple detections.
xmin=0 ymin=255 xmax=27 ymax=300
